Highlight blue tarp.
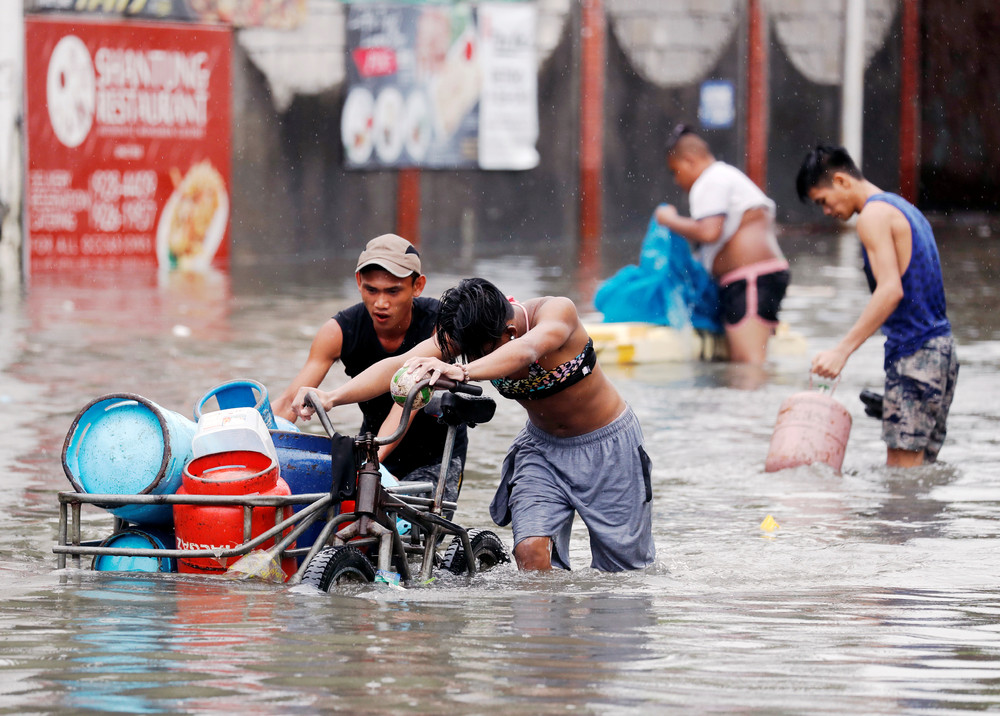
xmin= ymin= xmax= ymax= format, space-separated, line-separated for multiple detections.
xmin=594 ymin=213 xmax=722 ymax=333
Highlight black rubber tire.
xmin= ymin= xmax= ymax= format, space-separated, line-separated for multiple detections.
xmin=301 ymin=546 xmax=375 ymax=591
xmin=441 ymin=529 xmax=510 ymax=574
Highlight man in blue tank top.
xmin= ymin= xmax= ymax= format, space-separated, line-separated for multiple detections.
xmin=272 ymin=234 xmax=467 ymax=496
xmin=796 ymin=146 xmax=958 ymax=467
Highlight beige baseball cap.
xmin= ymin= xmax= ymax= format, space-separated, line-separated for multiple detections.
xmin=355 ymin=234 xmax=421 ymax=278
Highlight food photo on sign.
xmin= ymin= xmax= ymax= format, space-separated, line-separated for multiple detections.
xmin=157 ymin=160 xmax=229 ymax=272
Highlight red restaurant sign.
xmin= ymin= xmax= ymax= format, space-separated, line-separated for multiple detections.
xmin=24 ymin=17 xmax=232 ymax=273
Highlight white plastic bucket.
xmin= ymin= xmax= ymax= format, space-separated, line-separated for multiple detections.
xmin=191 ymin=407 xmax=278 ymax=463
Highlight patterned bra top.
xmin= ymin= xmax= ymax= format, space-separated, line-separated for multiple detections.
xmin=490 ymin=338 xmax=597 ymax=401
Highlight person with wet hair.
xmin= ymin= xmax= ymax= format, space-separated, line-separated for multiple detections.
xmin=655 ymin=124 xmax=790 ymax=364
xmin=294 ymin=277 xmax=656 ymax=573
xmin=432 ymin=277 xmax=511 ymax=362
xmin=794 ymin=144 xmax=863 ymax=197
xmin=796 ymin=145 xmax=958 ymax=467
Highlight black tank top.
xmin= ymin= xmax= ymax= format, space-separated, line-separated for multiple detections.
xmin=334 ymin=297 xmax=467 ymax=476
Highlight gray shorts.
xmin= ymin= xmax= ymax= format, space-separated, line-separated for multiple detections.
xmin=490 ymin=406 xmax=655 ymax=572
xmin=883 ymin=334 xmax=959 ymax=462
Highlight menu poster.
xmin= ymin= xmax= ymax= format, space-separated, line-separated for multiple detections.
xmin=24 ymin=17 xmax=232 ymax=274
xmin=342 ymin=2 xmax=538 ymax=171
xmin=343 ymin=3 xmax=481 ymax=170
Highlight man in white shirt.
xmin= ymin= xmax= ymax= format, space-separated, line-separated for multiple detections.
xmin=655 ymin=125 xmax=789 ymax=364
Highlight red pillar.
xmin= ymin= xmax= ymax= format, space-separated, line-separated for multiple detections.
xmin=395 ymin=168 xmax=421 ymax=247
xmin=745 ymin=0 xmax=768 ymax=189
xmin=899 ymin=0 xmax=921 ymax=203
xmin=579 ymin=0 xmax=605 ymax=299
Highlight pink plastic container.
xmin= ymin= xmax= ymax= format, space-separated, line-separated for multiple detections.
xmin=765 ymin=389 xmax=852 ymax=473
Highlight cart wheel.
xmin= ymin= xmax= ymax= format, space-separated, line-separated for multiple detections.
xmin=441 ymin=529 xmax=510 ymax=574
xmin=302 ymin=546 xmax=375 ymax=591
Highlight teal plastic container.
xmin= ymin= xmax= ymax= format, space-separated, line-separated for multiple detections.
xmin=92 ymin=528 xmax=177 ymax=573
xmin=62 ymin=393 xmax=198 ymax=525
xmin=193 ymin=379 xmax=289 ymax=430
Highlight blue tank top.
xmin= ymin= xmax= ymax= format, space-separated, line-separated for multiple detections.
xmin=861 ymin=193 xmax=950 ymax=367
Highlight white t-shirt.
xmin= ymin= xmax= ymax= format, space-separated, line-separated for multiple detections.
xmin=688 ymin=161 xmax=776 ymax=273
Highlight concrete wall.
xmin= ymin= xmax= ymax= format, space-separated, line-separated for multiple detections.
xmin=231 ymin=0 xmax=580 ymax=266
xmin=769 ymin=1 xmax=903 ymax=224
xmin=227 ymin=0 xmax=999 ymax=273
xmin=601 ymin=3 xmax=745 ymax=239
xmin=0 ymin=0 xmax=24 ymax=289
xmin=919 ymin=0 xmax=1000 ymax=212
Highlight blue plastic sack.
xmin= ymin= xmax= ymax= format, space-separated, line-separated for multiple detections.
xmin=594 ymin=212 xmax=721 ymax=333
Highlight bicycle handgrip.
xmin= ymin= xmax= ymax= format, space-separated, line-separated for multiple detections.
xmin=433 ymin=377 xmax=483 ymax=396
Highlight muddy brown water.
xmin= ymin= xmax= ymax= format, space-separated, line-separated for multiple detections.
xmin=1 ymin=224 xmax=999 ymax=714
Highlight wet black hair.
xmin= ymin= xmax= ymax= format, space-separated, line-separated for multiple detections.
xmin=435 ymin=278 xmax=513 ymax=362
xmin=795 ymin=145 xmax=864 ymax=202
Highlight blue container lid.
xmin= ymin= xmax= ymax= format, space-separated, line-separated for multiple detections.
xmin=63 ymin=395 xmax=168 ymax=496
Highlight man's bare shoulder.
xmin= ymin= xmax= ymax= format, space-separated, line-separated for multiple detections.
xmin=311 ymin=318 xmax=345 ymax=357
xmin=856 ymin=199 xmax=900 ymax=242
xmin=533 ymin=295 xmax=579 ymax=320
xmin=858 ymin=197 xmax=901 ymax=220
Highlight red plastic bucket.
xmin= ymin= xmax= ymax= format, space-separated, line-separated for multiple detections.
xmin=765 ymin=390 xmax=852 ymax=473
xmin=174 ymin=450 xmax=297 ymax=580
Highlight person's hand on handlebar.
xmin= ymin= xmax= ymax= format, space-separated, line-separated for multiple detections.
xmin=291 ymin=386 xmax=333 ymax=421
xmin=403 ymin=356 xmax=466 ymax=386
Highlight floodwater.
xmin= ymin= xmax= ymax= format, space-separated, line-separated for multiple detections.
xmin=1 ymin=222 xmax=1000 ymax=714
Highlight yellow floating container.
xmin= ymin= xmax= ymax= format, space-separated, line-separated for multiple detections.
xmin=584 ymin=321 xmax=806 ymax=365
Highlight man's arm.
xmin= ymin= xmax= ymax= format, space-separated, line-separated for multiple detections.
xmin=272 ymin=318 xmax=345 ymax=422
xmin=812 ymin=204 xmax=906 ymax=378
xmin=292 ymin=335 xmax=443 ymax=420
xmin=375 ymin=403 xmax=416 ymax=463
xmin=467 ymin=297 xmax=576 ymax=380
xmin=655 ymin=204 xmax=725 ymax=244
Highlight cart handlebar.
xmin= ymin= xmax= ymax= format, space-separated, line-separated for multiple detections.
xmin=304 ymin=390 xmax=338 ymax=440
xmin=303 ymin=376 xmax=482 ymax=444
xmin=432 ymin=376 xmax=483 ymax=396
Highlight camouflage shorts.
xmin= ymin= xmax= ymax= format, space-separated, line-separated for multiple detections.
xmin=883 ymin=335 xmax=959 ymax=462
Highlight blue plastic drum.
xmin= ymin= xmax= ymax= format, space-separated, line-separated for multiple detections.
xmin=92 ymin=528 xmax=177 ymax=573
xmin=62 ymin=393 xmax=198 ymax=525
xmin=271 ymin=430 xmax=334 ymax=556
